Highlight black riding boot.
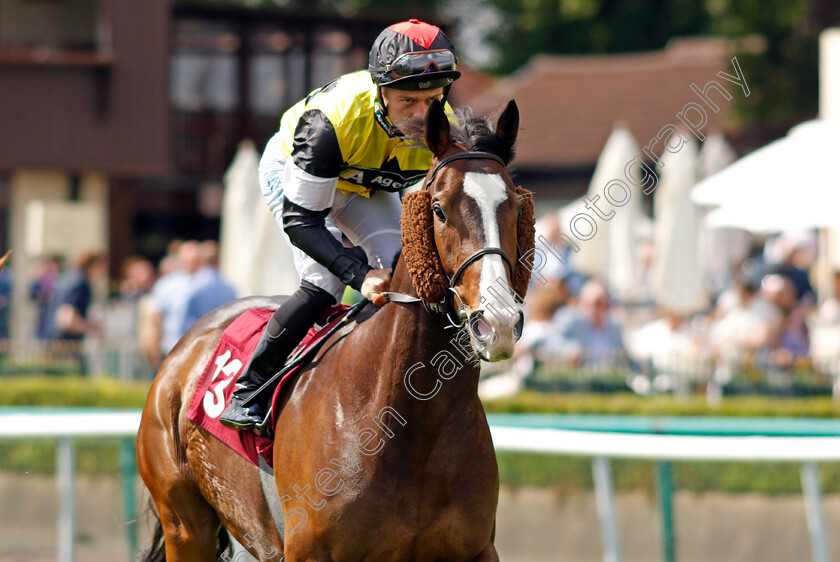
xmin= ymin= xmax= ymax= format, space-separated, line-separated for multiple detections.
xmin=219 ymin=281 xmax=335 ymax=431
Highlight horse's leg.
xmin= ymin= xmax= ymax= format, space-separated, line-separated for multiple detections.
xmin=140 ymin=433 xmax=224 ymax=560
xmin=153 ymin=490 xmax=223 ymax=561
xmin=139 ymin=375 xmax=224 ymax=561
xmin=140 ymin=432 xmax=224 ymax=560
xmin=473 ymin=543 xmax=500 ymax=562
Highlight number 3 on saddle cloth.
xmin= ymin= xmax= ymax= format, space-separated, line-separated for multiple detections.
xmin=186 ymin=305 xmax=350 ymax=468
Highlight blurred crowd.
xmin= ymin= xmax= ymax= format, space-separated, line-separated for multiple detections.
xmin=4 ymin=217 xmax=840 ymax=394
xmin=17 ymin=239 xmax=237 ymax=376
xmin=502 ymin=221 xmax=840 ymax=398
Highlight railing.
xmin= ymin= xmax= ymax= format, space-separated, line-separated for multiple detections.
xmin=3 ymin=334 xmax=839 ymax=396
xmin=2 ymin=409 xmax=840 ymax=562
xmin=489 ymin=414 xmax=840 ymax=562
xmin=0 ymin=338 xmax=156 ymax=379
xmin=481 ymin=349 xmax=840 ymax=399
xmin=0 ymin=408 xmax=141 ymax=562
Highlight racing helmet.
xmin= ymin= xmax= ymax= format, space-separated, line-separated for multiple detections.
xmin=369 ymin=19 xmax=461 ymax=90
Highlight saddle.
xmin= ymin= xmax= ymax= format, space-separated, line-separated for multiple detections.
xmin=186 ymin=304 xmax=352 ymax=468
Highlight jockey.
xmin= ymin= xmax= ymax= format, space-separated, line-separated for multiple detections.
xmin=220 ymin=19 xmax=461 ymax=431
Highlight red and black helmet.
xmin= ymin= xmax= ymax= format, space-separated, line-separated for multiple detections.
xmin=369 ymin=19 xmax=461 ymax=90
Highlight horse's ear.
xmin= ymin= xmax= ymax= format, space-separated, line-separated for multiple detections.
xmin=424 ymin=99 xmax=451 ymax=158
xmin=495 ymin=99 xmax=519 ymax=147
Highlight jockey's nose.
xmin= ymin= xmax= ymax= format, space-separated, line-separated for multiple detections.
xmin=413 ymin=103 xmax=430 ymax=120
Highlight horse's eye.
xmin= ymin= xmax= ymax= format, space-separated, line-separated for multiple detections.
xmin=517 ymin=205 xmax=524 ymax=217
xmin=432 ymin=203 xmax=446 ymax=222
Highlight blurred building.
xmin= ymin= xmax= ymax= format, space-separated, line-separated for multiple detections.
xmin=0 ymin=0 xmax=437 ymax=337
xmin=0 ymin=0 xmax=747 ymax=339
xmin=472 ymin=37 xmax=741 ymax=212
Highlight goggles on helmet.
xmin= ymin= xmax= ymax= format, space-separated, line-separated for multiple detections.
xmin=372 ymin=49 xmax=457 ymax=79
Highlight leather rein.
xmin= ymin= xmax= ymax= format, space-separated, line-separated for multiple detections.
xmin=382 ymin=150 xmax=515 ymax=328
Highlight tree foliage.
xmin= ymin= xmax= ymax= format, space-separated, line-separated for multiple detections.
xmin=479 ymin=0 xmax=839 ymax=126
xmin=487 ymin=0 xmax=707 ymax=71
xmin=177 ymin=0 xmax=839 ymax=126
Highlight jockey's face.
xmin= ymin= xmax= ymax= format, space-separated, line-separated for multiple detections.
xmin=381 ymin=86 xmax=445 ymax=140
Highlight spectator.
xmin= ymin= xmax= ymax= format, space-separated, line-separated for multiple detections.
xmin=148 ymin=240 xmax=203 ymax=364
xmin=761 ymin=273 xmax=809 ymax=369
xmin=627 ymin=309 xmax=709 ymax=393
xmin=531 ymin=213 xmax=586 ymax=295
xmin=765 ymin=233 xmax=815 ymax=305
xmin=109 ymin=256 xmax=158 ymax=377
xmin=543 ymin=279 xmax=627 ymax=367
xmin=46 ymin=251 xmax=108 ymax=341
xmin=709 ymin=277 xmax=775 ymax=361
xmin=156 ymin=240 xmax=183 ymax=278
xmin=517 ymin=278 xmax=567 ymax=355
xmin=811 ymin=271 xmax=840 ymax=380
xmin=180 ymin=240 xmax=237 ymax=333
xmin=491 ymin=279 xmax=569 ymax=389
xmin=0 ymin=258 xmax=11 ymax=339
xmin=29 ymin=255 xmax=63 ymax=339
xmin=119 ymin=256 xmax=157 ymax=301
xmin=44 ymin=251 xmax=108 ymax=372
xmin=708 ymin=273 xmax=807 ymax=379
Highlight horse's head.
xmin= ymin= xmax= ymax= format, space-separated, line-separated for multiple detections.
xmin=401 ymin=100 xmax=535 ymax=362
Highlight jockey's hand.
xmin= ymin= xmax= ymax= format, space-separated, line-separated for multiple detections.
xmin=361 ymin=268 xmax=392 ymax=306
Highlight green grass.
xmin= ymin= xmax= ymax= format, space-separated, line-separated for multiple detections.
xmin=486 ymin=391 xmax=840 ymax=495
xmin=0 ymin=438 xmax=129 ymax=475
xmin=3 ymin=379 xmax=840 ymax=493
xmin=0 ymin=376 xmax=149 ymax=475
xmin=0 ymin=376 xmax=151 ymax=407
xmin=483 ymin=391 xmax=840 ymax=418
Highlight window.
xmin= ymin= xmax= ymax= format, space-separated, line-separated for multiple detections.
xmin=247 ymin=27 xmax=306 ymax=116
xmin=0 ymin=0 xmax=111 ymax=64
xmin=170 ymin=20 xmax=239 ymax=113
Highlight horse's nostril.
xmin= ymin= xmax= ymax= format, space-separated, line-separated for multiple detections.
xmin=469 ymin=311 xmax=494 ymax=341
xmin=513 ymin=310 xmax=524 ymax=341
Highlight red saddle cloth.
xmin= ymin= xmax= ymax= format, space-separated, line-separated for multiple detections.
xmin=186 ymin=305 xmax=349 ymax=468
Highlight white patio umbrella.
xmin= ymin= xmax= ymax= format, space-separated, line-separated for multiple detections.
xmin=696 ymin=133 xmax=750 ymax=291
xmin=696 ymin=119 xmax=840 ymax=304
xmin=693 ymin=119 xmax=840 ymax=231
xmin=604 ymin=126 xmax=646 ymax=302
xmin=219 ymin=141 xmax=298 ymax=298
xmin=564 ymin=124 xmax=642 ymax=294
xmin=651 ymin=137 xmax=709 ymax=315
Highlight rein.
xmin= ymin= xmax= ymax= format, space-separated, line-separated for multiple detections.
xmin=384 ymin=150 xmax=515 ymax=328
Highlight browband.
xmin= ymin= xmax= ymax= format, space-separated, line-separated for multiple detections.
xmin=424 ymin=151 xmax=506 ymax=190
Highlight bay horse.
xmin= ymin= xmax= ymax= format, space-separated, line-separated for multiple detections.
xmin=137 ymin=99 xmax=535 ymax=561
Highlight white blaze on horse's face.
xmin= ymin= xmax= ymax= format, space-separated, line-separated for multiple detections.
xmin=462 ymin=171 xmax=524 ymax=362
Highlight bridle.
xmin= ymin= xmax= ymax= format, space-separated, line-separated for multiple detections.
xmin=384 ymin=150 xmax=516 ymax=328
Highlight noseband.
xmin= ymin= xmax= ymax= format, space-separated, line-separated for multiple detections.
xmin=425 ymin=151 xmax=515 ymax=327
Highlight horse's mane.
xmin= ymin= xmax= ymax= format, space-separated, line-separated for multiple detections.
xmin=450 ymin=107 xmax=516 ymax=165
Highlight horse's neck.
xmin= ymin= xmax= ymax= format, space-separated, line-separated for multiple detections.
xmin=372 ymin=257 xmax=481 ymax=422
